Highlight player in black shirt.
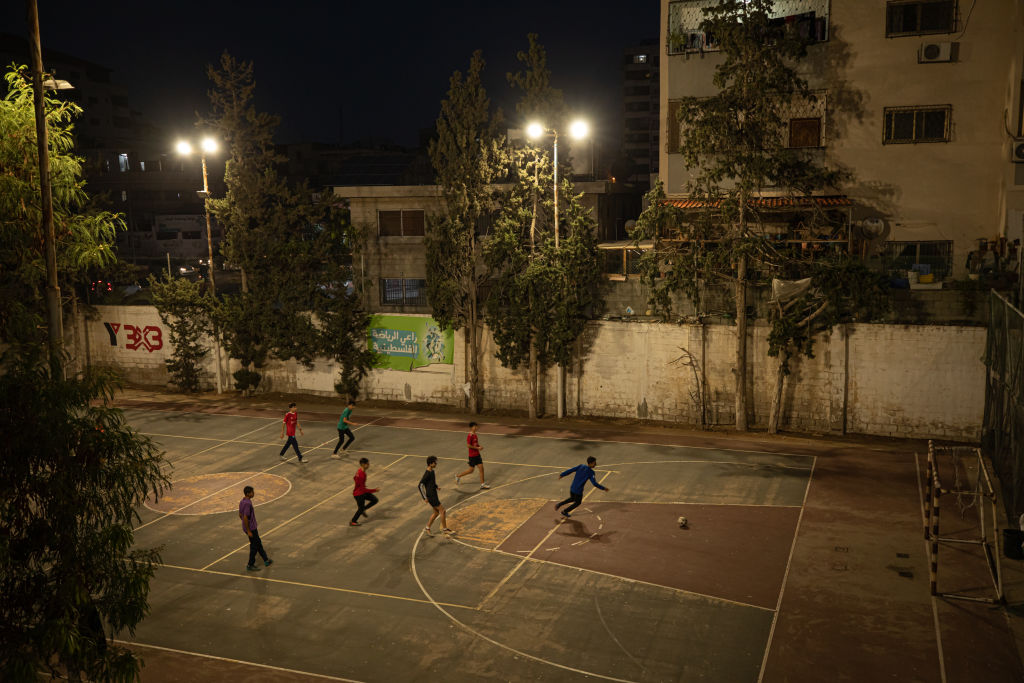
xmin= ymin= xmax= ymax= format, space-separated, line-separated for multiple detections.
xmin=419 ymin=456 xmax=454 ymax=535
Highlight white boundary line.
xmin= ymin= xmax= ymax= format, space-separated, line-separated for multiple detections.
xmin=756 ymin=455 xmax=816 ymax=683
xmin=113 ymin=639 xmax=363 ymax=682
xmin=142 ymin=471 xmax=292 ymax=516
xmin=915 ymin=451 xmax=948 ymax=683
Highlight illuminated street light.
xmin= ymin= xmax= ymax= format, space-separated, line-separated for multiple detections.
xmin=523 ymin=118 xmax=592 ymax=419
xmin=176 ymin=136 xmax=224 ymax=394
xmin=569 ymin=119 xmax=589 ymax=140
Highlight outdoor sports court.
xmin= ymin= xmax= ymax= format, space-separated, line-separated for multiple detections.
xmin=114 ymin=394 xmax=1024 ymax=682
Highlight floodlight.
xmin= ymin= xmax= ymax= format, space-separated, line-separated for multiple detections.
xmin=175 ymin=140 xmax=192 ymax=155
xmin=526 ymin=122 xmax=544 ymax=139
xmin=569 ymin=120 xmax=590 ymax=140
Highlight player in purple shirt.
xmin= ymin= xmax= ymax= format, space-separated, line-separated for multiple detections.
xmin=239 ymin=486 xmax=273 ymax=571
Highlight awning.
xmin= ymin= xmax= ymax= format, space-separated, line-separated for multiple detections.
xmin=597 ymin=240 xmax=654 ymax=250
xmin=662 ymin=195 xmax=852 ymax=209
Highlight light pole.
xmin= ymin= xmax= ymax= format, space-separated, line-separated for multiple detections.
xmin=176 ymin=137 xmax=224 ymax=394
xmin=526 ymin=119 xmax=590 ymax=419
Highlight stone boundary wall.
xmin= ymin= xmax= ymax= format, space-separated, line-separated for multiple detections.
xmin=79 ymin=306 xmax=984 ymax=442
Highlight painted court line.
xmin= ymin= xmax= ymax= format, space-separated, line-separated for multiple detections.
xmin=201 ymin=454 xmax=408 ymax=571
xmin=160 ymin=420 xmax=278 ymax=469
xmin=410 ymin=529 xmax=639 ymax=683
xmin=475 ymin=471 xmax=613 ymax=610
xmin=594 ymin=594 xmax=646 ymax=673
xmin=756 ymin=455 xmax=816 ymax=683
xmin=158 ymin=563 xmax=476 ymax=611
xmin=114 ymin=639 xmax=363 ymax=682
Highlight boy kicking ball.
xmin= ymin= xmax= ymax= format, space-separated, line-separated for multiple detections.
xmin=555 ymin=456 xmax=608 ymax=518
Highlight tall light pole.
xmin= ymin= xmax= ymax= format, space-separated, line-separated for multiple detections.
xmin=526 ymin=119 xmax=590 ymax=419
xmin=26 ymin=0 xmax=63 ymax=373
xmin=176 ymin=137 xmax=224 ymax=394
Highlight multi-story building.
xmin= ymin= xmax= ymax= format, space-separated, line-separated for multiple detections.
xmin=335 ymin=181 xmax=642 ymax=315
xmin=622 ymin=41 xmax=660 ymax=186
xmin=0 ymin=34 xmax=221 ymax=270
xmin=659 ymin=0 xmax=1024 ymax=279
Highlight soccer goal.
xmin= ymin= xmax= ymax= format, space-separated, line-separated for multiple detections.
xmin=923 ymin=441 xmax=1004 ymax=604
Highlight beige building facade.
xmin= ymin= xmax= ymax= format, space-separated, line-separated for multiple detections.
xmin=660 ymin=0 xmax=1024 ymax=278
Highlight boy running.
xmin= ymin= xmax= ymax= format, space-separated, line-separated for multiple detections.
xmin=456 ymin=421 xmax=489 ymax=489
xmin=332 ymin=399 xmax=357 ymax=458
xmin=279 ymin=402 xmax=304 ymax=463
xmin=555 ymin=456 xmax=609 ymax=518
xmin=419 ymin=456 xmax=454 ymax=535
xmin=350 ymin=457 xmax=379 ymax=526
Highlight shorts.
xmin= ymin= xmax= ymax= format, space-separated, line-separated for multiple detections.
xmin=426 ymin=493 xmax=441 ymax=508
xmin=468 ymin=455 xmax=483 ymax=467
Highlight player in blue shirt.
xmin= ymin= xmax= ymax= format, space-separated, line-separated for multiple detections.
xmin=554 ymin=456 xmax=609 ymax=518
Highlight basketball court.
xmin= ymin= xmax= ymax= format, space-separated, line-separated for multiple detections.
xmin=113 ymin=394 xmax=1024 ymax=682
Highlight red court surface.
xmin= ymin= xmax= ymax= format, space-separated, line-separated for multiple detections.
xmin=108 ymin=390 xmax=1024 ymax=682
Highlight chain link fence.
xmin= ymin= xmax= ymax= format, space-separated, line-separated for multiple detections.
xmin=983 ymin=291 xmax=1024 ymax=522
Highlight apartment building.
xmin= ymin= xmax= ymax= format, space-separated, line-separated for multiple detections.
xmin=622 ymin=41 xmax=660 ymax=186
xmin=659 ymin=0 xmax=1024 ymax=279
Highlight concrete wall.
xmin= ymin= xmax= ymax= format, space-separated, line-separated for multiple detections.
xmin=81 ymin=305 xmax=984 ymax=442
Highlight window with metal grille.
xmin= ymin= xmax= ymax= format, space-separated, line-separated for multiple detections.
xmin=380 ymin=278 xmax=429 ymax=306
xmin=883 ymin=240 xmax=953 ymax=279
xmin=378 ymin=210 xmax=425 ymax=237
xmin=883 ymin=105 xmax=950 ymax=144
xmin=886 ymin=0 xmax=956 ymax=37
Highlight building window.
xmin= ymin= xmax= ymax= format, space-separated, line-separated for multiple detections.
xmin=601 ymin=248 xmax=647 ymax=278
xmin=380 ymin=278 xmax=428 ymax=306
xmin=121 ymin=190 xmax=127 ymax=202
xmin=118 ymin=153 xmax=129 ymax=172
xmin=789 ymin=118 xmax=822 ymax=148
xmin=633 ymin=54 xmax=648 ymax=64
xmin=883 ymin=105 xmax=951 ymax=144
xmin=883 ymin=240 xmax=953 ymax=279
xmin=886 ymin=1 xmax=956 ymax=36
xmin=378 ymin=210 xmax=425 ymax=237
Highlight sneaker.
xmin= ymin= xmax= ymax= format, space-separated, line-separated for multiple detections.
xmin=264 ymin=559 xmax=273 ymax=567
xmin=424 ymin=527 xmax=433 ymax=535
xmin=480 ymin=483 xmax=490 ymax=490
xmin=349 ymin=521 xmax=360 ymax=526
xmin=560 ymin=511 xmax=571 ymax=518
xmin=456 ymin=475 xmax=461 ymax=485
xmin=330 ymin=453 xmax=341 ymax=460
xmin=554 ymin=502 xmax=563 ymax=510
xmin=297 ymin=456 xmax=306 ymax=463
xmin=246 ymin=564 xmax=260 ymax=572
xmin=442 ymin=528 xmax=456 ymax=534
xmin=279 ymin=452 xmax=286 ymax=459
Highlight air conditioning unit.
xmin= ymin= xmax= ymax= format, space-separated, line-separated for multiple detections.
xmin=1012 ymin=139 xmax=1024 ymax=164
xmin=919 ymin=41 xmax=958 ymax=63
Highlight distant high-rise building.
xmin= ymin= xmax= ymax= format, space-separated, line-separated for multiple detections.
xmin=622 ymin=41 xmax=660 ymax=186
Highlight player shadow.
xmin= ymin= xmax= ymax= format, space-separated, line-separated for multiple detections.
xmin=557 ymin=517 xmax=617 ymax=544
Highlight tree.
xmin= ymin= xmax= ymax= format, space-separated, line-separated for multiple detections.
xmin=0 ymin=65 xmax=122 ymax=356
xmin=485 ymin=153 xmax=605 ymax=418
xmin=203 ymin=53 xmax=373 ymax=395
xmin=0 ymin=364 xmax=168 ymax=681
xmin=149 ymin=274 xmax=213 ymax=393
xmin=494 ymin=33 xmax=605 ymax=419
xmin=0 ymin=65 xmax=166 ymax=681
xmin=634 ymin=0 xmax=844 ymax=431
xmin=425 ymin=50 xmax=505 ymax=414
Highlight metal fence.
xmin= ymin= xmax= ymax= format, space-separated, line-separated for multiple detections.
xmin=983 ymin=291 xmax=1024 ymax=522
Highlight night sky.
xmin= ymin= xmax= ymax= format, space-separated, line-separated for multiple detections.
xmin=3 ymin=1 xmax=658 ymax=149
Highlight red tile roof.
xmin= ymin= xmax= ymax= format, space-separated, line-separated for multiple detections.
xmin=662 ymin=196 xmax=852 ymax=209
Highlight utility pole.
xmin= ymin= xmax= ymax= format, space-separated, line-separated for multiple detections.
xmin=27 ymin=0 xmax=63 ymax=374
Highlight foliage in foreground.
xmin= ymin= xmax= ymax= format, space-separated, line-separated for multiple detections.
xmin=0 ymin=362 xmax=168 ymax=681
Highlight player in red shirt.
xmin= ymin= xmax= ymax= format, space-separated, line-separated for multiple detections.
xmin=350 ymin=457 xmax=380 ymax=526
xmin=279 ymin=402 xmax=305 ymax=463
xmin=455 ymin=421 xmax=489 ymax=489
